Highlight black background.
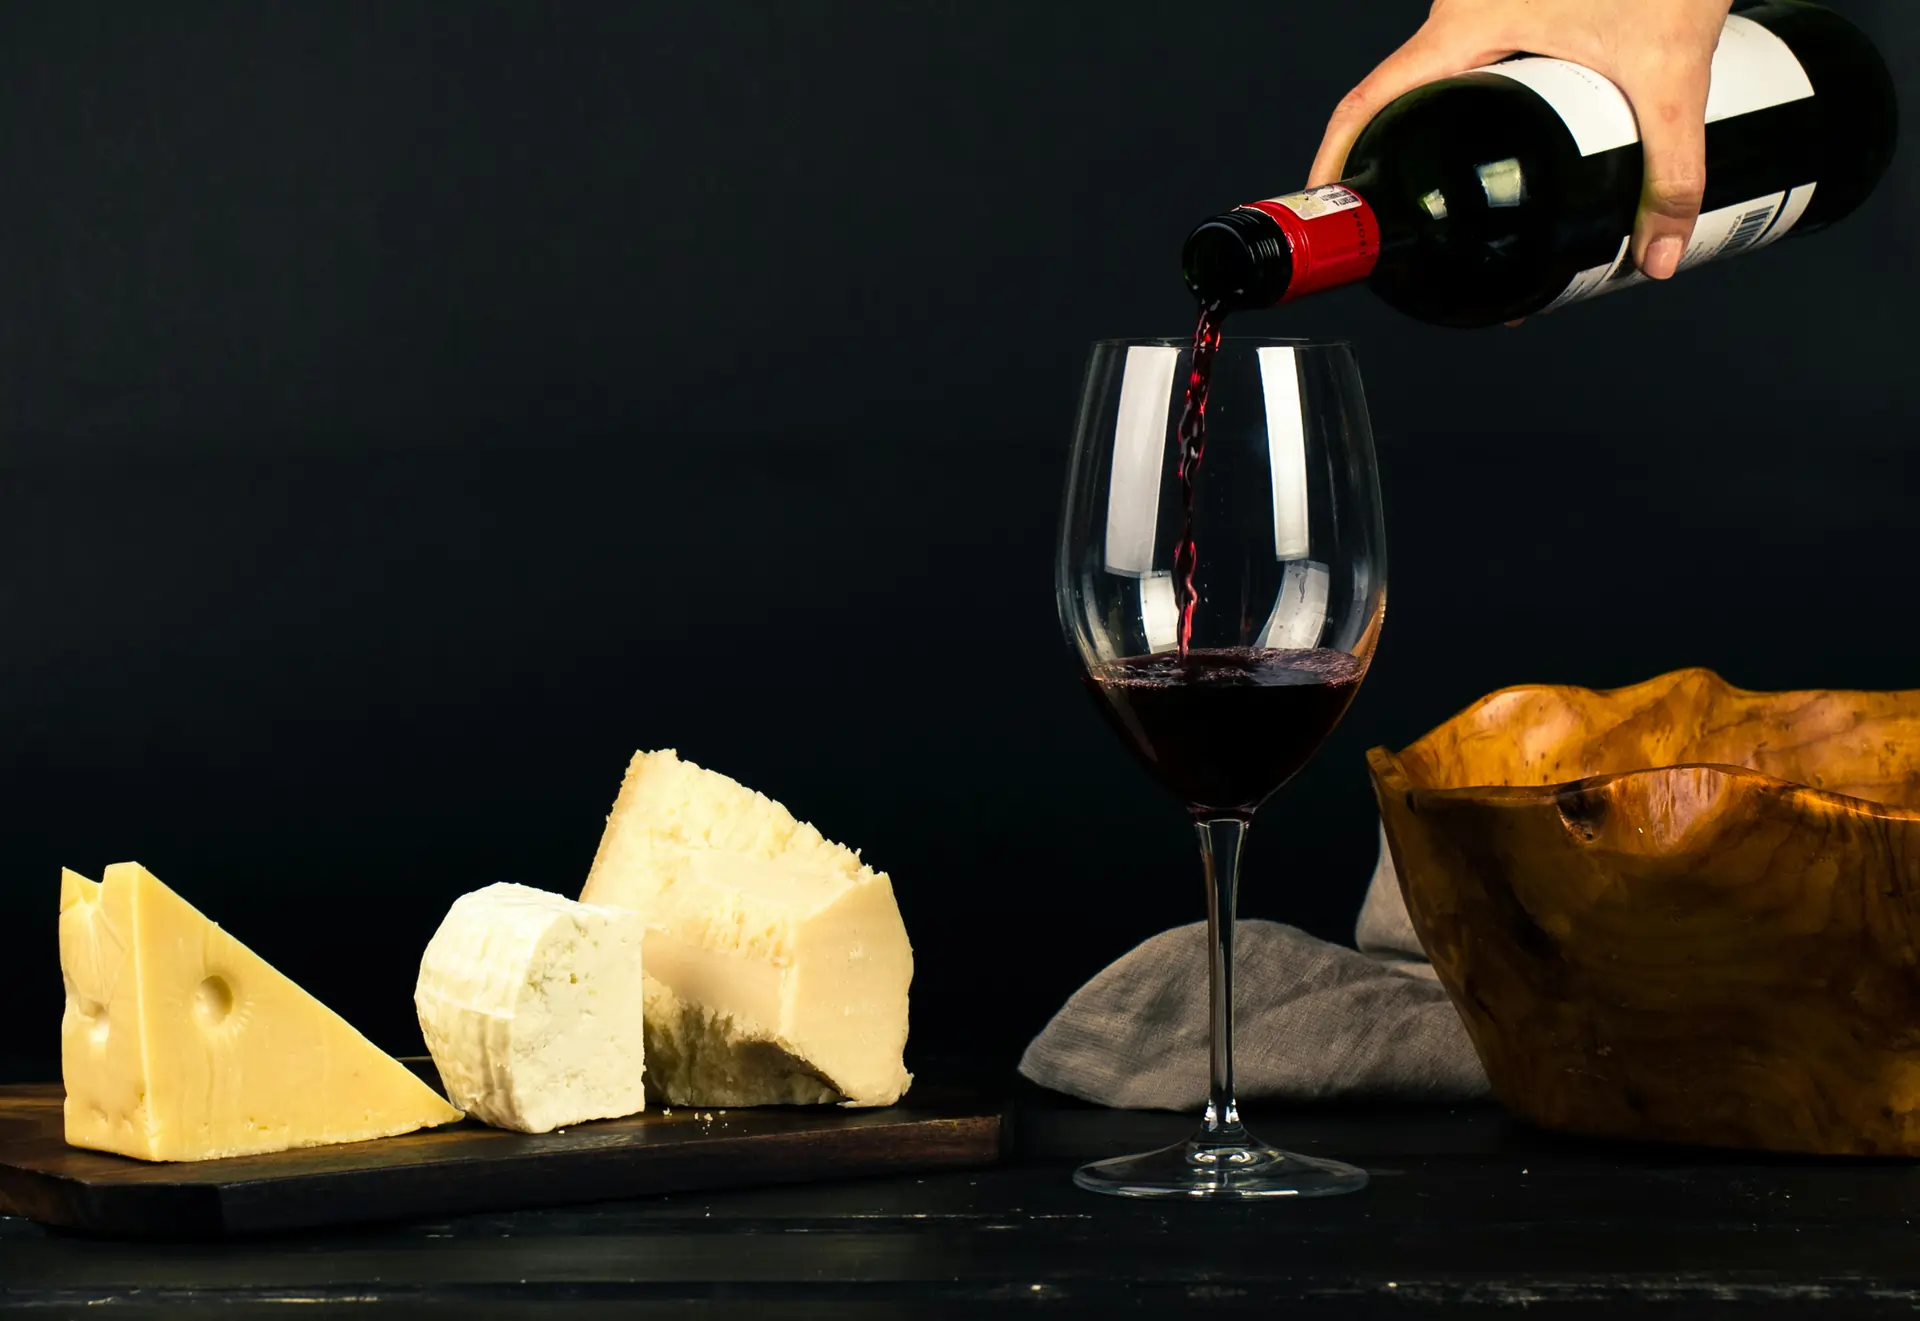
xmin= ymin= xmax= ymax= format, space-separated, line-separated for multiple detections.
xmin=1 ymin=1 xmax=1913 ymax=1084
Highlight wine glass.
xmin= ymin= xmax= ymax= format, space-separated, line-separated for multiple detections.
xmin=1054 ymin=333 xmax=1386 ymax=1199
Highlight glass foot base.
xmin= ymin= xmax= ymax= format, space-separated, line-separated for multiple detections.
xmin=1073 ymin=1133 xmax=1368 ymax=1200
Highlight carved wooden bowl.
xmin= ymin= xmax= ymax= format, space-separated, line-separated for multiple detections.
xmin=1368 ymin=668 xmax=1920 ymax=1156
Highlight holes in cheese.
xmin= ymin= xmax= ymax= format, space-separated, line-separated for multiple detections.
xmin=194 ymin=976 xmax=234 ymax=1027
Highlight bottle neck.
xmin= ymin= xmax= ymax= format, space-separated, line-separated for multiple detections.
xmin=1183 ymin=181 xmax=1383 ymax=312
xmin=1239 ymin=182 xmax=1382 ymax=303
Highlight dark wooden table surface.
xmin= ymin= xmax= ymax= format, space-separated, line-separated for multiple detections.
xmin=8 ymin=1081 xmax=1920 ymax=1317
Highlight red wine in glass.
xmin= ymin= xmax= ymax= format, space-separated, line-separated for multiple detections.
xmin=1087 ymin=647 xmax=1365 ymax=814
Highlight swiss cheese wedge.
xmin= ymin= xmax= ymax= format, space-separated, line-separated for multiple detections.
xmin=59 ymin=863 xmax=463 ymax=1161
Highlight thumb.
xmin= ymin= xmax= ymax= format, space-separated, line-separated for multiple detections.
xmin=1620 ymin=60 xmax=1713 ymax=279
xmin=1309 ymin=30 xmax=1486 ymax=186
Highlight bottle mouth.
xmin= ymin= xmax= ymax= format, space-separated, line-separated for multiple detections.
xmin=1181 ymin=210 xmax=1292 ymax=312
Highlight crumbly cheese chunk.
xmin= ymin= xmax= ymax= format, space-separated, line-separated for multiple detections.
xmin=59 ymin=863 xmax=463 ymax=1162
xmin=415 ymin=883 xmax=647 ymax=1134
xmin=582 ymin=750 xmax=912 ymax=1108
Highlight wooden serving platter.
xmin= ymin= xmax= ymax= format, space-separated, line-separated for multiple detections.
xmin=0 ymin=1075 xmax=1006 ymax=1238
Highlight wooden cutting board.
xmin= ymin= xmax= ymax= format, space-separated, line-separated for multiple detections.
xmin=0 ymin=1074 xmax=1006 ymax=1238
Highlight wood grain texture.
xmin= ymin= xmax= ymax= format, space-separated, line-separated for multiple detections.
xmin=0 ymin=1080 xmax=1005 ymax=1238
xmin=1367 ymin=667 xmax=1920 ymax=1157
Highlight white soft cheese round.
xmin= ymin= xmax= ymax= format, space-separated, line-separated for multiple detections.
xmin=415 ymin=882 xmax=646 ymax=1134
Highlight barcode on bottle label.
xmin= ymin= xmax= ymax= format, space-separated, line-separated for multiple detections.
xmin=1473 ymin=15 xmax=1814 ymax=157
xmin=1721 ymin=202 xmax=1776 ymax=253
xmin=1541 ymin=183 xmax=1817 ymax=313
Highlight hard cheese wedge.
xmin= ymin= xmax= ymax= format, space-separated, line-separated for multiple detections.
xmin=59 ymin=863 xmax=463 ymax=1161
xmin=581 ymin=749 xmax=912 ymax=1108
xmin=415 ymin=883 xmax=647 ymax=1134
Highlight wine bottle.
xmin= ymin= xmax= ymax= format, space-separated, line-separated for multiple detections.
xmin=1181 ymin=0 xmax=1897 ymax=329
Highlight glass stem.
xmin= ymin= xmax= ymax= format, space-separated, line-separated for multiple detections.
xmin=1194 ymin=814 xmax=1248 ymax=1144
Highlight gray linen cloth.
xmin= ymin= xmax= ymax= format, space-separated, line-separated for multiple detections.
xmin=1018 ymin=826 xmax=1491 ymax=1109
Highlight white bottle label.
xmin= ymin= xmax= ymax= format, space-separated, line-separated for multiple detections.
xmin=1470 ymin=14 xmax=1814 ymax=157
xmin=1542 ymin=183 xmax=1817 ymax=312
xmin=1260 ymin=184 xmax=1365 ymax=220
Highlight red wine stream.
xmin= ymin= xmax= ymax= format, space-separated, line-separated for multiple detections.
xmin=1173 ymin=300 xmax=1225 ymax=657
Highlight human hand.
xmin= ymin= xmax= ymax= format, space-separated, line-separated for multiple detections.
xmin=1308 ymin=0 xmax=1736 ymax=280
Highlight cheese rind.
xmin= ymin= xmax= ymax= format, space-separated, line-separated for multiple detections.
xmin=582 ymin=750 xmax=913 ymax=1108
xmin=414 ymin=883 xmax=647 ymax=1134
xmin=640 ymin=973 xmax=838 ymax=1107
xmin=59 ymin=863 xmax=464 ymax=1162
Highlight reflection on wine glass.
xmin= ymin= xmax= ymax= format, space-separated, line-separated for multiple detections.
xmin=1055 ymin=335 xmax=1386 ymax=1199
